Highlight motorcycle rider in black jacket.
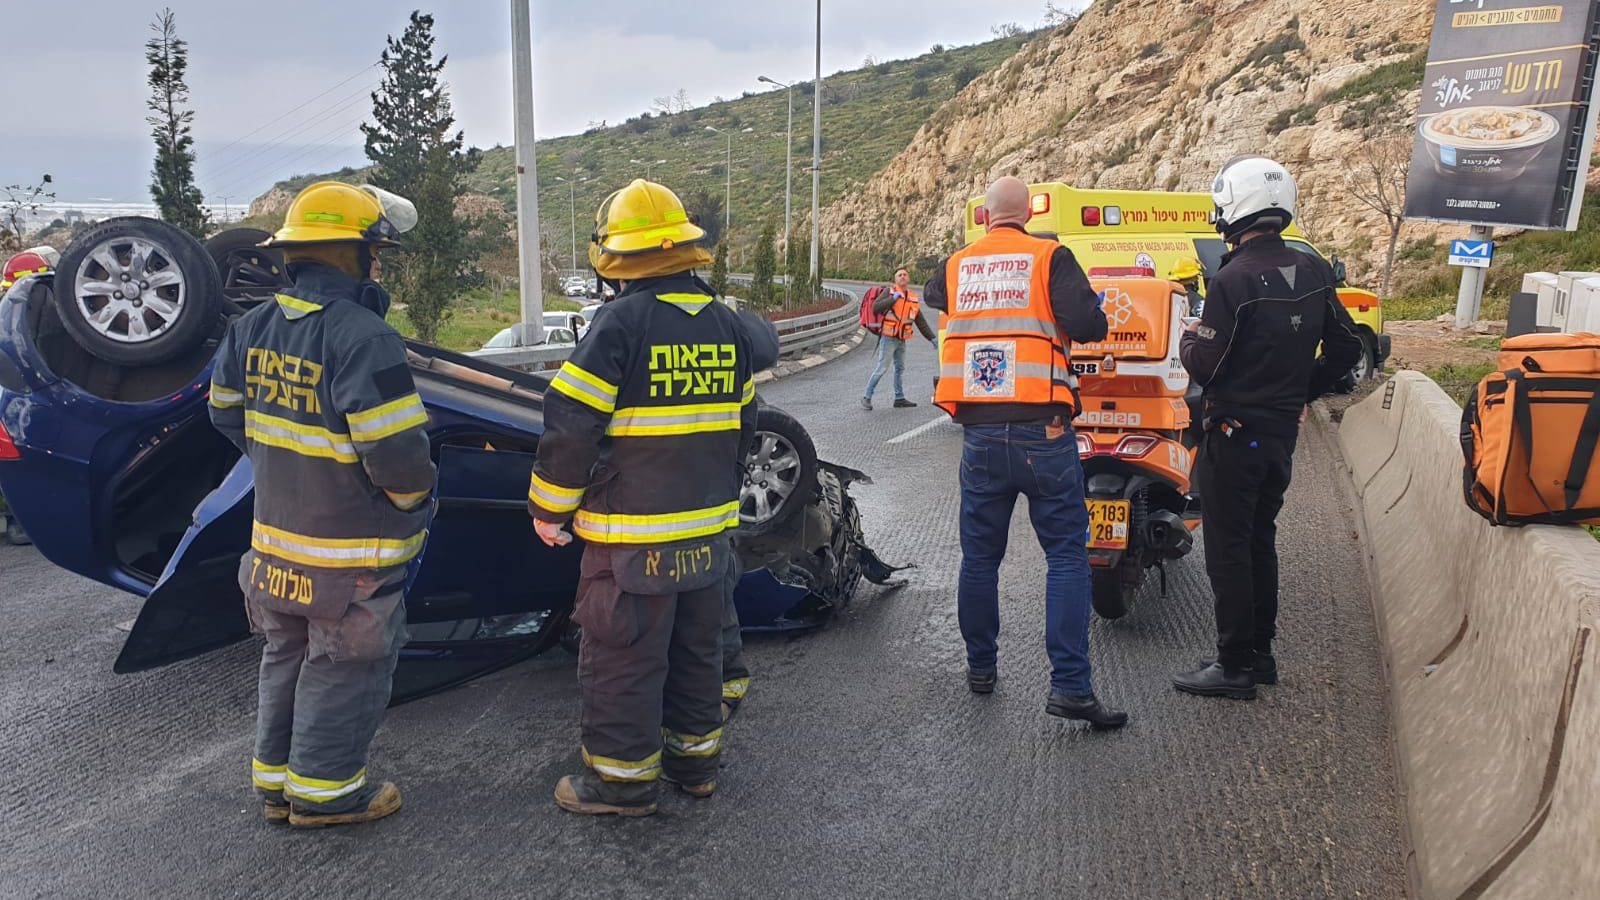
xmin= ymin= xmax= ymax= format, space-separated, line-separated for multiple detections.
xmin=1172 ymin=156 xmax=1364 ymax=700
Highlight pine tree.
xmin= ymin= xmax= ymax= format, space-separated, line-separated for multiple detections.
xmin=786 ymin=233 xmax=813 ymax=307
xmin=708 ymin=241 xmax=730 ymax=298
xmin=750 ymin=226 xmax=778 ymax=309
xmin=362 ymin=11 xmax=480 ymax=343
xmin=146 ymin=8 xmax=207 ymax=238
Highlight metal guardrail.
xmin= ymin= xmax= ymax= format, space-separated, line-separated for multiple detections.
xmin=473 ymin=278 xmax=868 ymax=370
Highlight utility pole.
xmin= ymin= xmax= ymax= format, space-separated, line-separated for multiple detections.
xmin=810 ymin=0 xmax=822 ymax=288
xmin=510 ymin=0 xmax=543 ymax=331
xmin=705 ymin=126 xmax=753 ymax=234
xmin=757 ymin=75 xmax=794 ymax=252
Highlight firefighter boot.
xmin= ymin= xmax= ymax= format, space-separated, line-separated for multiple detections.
xmin=263 ymin=794 xmax=291 ymax=823
xmin=661 ymin=769 xmax=717 ymax=799
xmin=555 ymin=773 xmax=659 ymax=817
xmin=288 ymin=782 xmax=403 ymax=829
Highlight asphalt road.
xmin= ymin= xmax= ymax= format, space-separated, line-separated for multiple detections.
xmin=0 ymin=340 xmax=1407 ymax=899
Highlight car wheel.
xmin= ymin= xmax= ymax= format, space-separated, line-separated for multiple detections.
xmin=205 ymin=227 xmax=287 ymax=304
xmin=52 ymin=217 xmax=222 ymax=367
xmin=738 ymin=406 xmax=819 ymax=537
xmin=1352 ymin=333 xmax=1376 ymax=381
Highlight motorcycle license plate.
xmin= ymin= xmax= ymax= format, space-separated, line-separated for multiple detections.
xmin=1087 ymin=500 xmax=1131 ymax=550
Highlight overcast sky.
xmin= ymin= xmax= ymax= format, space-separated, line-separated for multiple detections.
xmin=3 ymin=1 xmax=1080 ymax=206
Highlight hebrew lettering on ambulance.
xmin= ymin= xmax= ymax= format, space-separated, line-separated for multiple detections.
xmin=956 ymin=254 xmax=1034 ymax=312
xmin=244 ymin=348 xmax=324 ymax=414
xmin=648 ymin=343 xmax=738 ymax=398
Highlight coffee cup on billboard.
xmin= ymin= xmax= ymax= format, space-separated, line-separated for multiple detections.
xmin=1418 ymin=106 xmax=1561 ymax=180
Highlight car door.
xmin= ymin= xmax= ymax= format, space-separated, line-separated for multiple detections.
xmin=114 ymin=442 xmax=582 ymax=704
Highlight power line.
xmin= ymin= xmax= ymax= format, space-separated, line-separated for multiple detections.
xmin=207 ymin=114 xmax=370 ymax=200
xmin=205 ymin=62 xmax=379 ymax=159
xmin=200 ymin=80 xmax=378 ymax=189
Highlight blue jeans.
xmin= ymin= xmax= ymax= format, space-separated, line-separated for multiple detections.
xmin=863 ymin=337 xmax=906 ymax=401
xmin=957 ymin=423 xmax=1095 ymax=696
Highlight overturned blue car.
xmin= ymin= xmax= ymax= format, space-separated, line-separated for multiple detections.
xmin=0 ymin=218 xmax=900 ymax=702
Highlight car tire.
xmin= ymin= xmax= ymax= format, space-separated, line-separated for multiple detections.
xmin=52 ymin=217 xmax=222 ymax=367
xmin=1352 ymin=332 xmax=1377 ymax=381
xmin=205 ymin=227 xmax=287 ymax=305
xmin=739 ymin=406 xmax=819 ymax=537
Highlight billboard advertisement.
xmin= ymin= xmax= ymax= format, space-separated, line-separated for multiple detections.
xmin=1403 ymin=0 xmax=1600 ymax=230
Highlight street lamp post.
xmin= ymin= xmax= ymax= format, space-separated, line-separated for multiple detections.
xmin=705 ymin=126 xmax=753 ymax=234
xmin=810 ymin=0 xmax=822 ymax=287
xmin=509 ymin=0 xmax=543 ymax=331
xmin=629 ymin=158 xmax=669 ymax=179
xmin=756 ymin=75 xmax=794 ymax=252
xmin=554 ymin=175 xmax=585 ymax=273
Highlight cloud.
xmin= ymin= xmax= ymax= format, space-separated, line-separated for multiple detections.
xmin=3 ymin=0 xmax=1079 ymax=199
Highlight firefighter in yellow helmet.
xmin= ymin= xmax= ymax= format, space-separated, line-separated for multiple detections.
xmin=1169 ymin=257 xmax=1205 ymax=317
xmin=209 ymin=181 xmax=434 ymax=828
xmin=529 ymin=179 xmax=777 ymax=816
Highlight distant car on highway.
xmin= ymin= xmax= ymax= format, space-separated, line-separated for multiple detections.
xmin=0 ymin=220 xmax=903 ymax=702
xmin=477 ymin=320 xmax=577 ymax=353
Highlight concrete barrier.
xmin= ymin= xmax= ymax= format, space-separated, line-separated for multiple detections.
xmin=1339 ymin=371 xmax=1600 ymax=899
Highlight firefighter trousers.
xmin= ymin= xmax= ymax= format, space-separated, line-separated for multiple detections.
xmin=574 ymin=541 xmax=727 ymax=794
xmin=247 ymin=580 xmax=408 ymax=814
xmin=721 ymin=557 xmax=750 ymax=710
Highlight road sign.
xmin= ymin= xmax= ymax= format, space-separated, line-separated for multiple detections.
xmin=1449 ymin=239 xmax=1494 ymax=269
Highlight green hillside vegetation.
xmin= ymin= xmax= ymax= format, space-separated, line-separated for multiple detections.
xmin=1386 ymin=192 xmax=1600 ymax=321
xmin=267 ymin=34 xmax=1034 ymax=263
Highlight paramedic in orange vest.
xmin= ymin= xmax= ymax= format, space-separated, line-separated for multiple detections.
xmin=860 ymin=267 xmax=935 ymax=410
xmin=924 ymin=176 xmax=1126 ymax=729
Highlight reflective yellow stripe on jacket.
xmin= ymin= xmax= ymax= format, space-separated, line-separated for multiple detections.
xmin=573 ymin=501 xmax=740 ymax=545
xmin=245 ymin=410 xmax=359 ymax=463
xmin=210 ymin=383 xmax=245 ymax=409
xmin=347 ymin=393 xmax=428 ymax=443
xmin=607 ymin=402 xmax=743 ymax=437
xmin=285 ymin=766 xmax=366 ymax=803
xmin=529 ymin=472 xmax=585 ymax=515
xmin=251 ymin=521 xmax=426 ymax=569
xmin=548 ymin=362 xmax=619 ymax=414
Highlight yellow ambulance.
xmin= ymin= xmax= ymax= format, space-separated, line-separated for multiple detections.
xmin=958 ymin=183 xmax=1389 ymax=380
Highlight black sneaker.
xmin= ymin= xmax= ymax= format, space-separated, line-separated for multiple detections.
xmin=1200 ymin=652 xmax=1277 ymax=685
xmin=893 ymin=398 xmax=918 ymax=408
xmin=967 ymin=668 xmax=997 ymax=694
xmin=860 ymin=397 xmax=873 ymax=411
xmin=1173 ymin=662 xmax=1257 ymax=700
xmin=1045 ymin=692 xmax=1129 ymax=730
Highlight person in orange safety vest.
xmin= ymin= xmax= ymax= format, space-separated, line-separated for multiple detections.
xmin=861 ymin=266 xmax=935 ymax=410
xmin=924 ymin=175 xmax=1127 ymax=730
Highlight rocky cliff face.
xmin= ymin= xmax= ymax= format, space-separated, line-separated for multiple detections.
xmin=821 ymin=0 xmax=1437 ymax=282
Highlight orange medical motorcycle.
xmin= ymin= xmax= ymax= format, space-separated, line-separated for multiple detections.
xmin=1072 ymin=269 xmax=1202 ymax=619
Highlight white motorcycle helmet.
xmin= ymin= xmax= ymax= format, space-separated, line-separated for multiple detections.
xmin=1211 ymin=155 xmax=1297 ymax=243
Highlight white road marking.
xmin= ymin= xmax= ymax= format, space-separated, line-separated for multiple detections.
xmin=887 ymin=415 xmax=952 ymax=445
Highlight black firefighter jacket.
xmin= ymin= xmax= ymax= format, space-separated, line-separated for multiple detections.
xmin=209 ymin=263 xmax=436 ymax=617
xmin=528 ymin=273 xmax=778 ymax=548
xmin=1179 ymin=234 xmax=1364 ymax=439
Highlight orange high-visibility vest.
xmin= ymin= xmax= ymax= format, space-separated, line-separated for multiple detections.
xmin=935 ymin=228 xmax=1076 ymax=417
xmin=881 ymin=290 xmax=920 ymax=341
